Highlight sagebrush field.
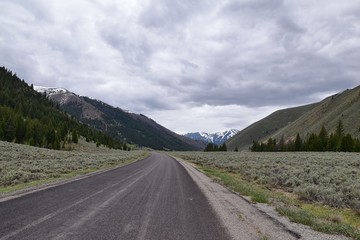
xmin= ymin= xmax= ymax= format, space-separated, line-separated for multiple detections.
xmin=0 ymin=141 xmax=147 ymax=190
xmin=173 ymin=151 xmax=360 ymax=210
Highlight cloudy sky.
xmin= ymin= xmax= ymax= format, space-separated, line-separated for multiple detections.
xmin=1 ymin=0 xmax=359 ymax=134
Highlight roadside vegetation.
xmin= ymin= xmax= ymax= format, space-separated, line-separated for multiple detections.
xmin=0 ymin=141 xmax=148 ymax=194
xmin=172 ymin=151 xmax=360 ymax=239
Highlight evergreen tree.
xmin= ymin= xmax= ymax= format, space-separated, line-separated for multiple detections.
xmin=327 ymin=133 xmax=337 ymax=151
xmin=0 ymin=119 xmax=4 ymax=139
xmin=294 ymin=133 xmax=302 ymax=151
xmin=335 ymin=120 xmax=345 ymax=137
xmin=204 ymin=143 xmax=214 ymax=151
xmin=54 ymin=133 xmax=61 ymax=150
xmin=72 ymin=130 xmax=78 ymax=144
xmin=354 ymin=139 xmax=360 ymax=152
xmin=307 ymin=133 xmax=320 ymax=151
xmin=279 ymin=135 xmax=286 ymax=152
xmin=267 ymin=138 xmax=276 ymax=151
xmin=4 ymin=118 xmax=15 ymax=142
xmin=251 ymin=141 xmax=260 ymax=152
xmin=318 ymin=126 xmax=328 ymax=151
xmin=340 ymin=134 xmax=354 ymax=152
xmin=219 ymin=143 xmax=227 ymax=151
xmin=46 ymin=129 xmax=56 ymax=148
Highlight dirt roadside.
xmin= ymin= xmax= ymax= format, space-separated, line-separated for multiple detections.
xmin=174 ymin=157 xmax=350 ymax=240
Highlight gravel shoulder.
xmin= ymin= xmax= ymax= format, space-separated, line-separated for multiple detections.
xmin=174 ymin=156 xmax=350 ymax=240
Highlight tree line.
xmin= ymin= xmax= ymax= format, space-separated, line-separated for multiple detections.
xmin=251 ymin=120 xmax=360 ymax=152
xmin=0 ymin=66 xmax=128 ymax=150
xmin=204 ymin=142 xmax=227 ymax=152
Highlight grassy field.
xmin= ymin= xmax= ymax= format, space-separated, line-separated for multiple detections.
xmin=172 ymin=151 xmax=360 ymax=239
xmin=0 ymin=140 xmax=149 ymax=193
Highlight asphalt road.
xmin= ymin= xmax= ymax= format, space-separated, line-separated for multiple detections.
xmin=0 ymin=153 xmax=231 ymax=240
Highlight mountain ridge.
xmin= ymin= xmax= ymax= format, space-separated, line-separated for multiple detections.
xmin=184 ymin=129 xmax=239 ymax=145
xmin=35 ymin=86 xmax=205 ymax=151
xmin=227 ymin=85 xmax=360 ymax=151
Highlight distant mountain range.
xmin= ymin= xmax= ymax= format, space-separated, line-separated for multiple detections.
xmin=227 ymin=85 xmax=360 ymax=151
xmin=184 ymin=129 xmax=239 ymax=145
xmin=35 ymin=86 xmax=205 ymax=151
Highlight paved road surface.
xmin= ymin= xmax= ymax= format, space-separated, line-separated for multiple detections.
xmin=0 ymin=153 xmax=231 ymax=240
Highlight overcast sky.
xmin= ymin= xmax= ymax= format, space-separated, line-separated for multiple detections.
xmin=1 ymin=0 xmax=359 ymax=134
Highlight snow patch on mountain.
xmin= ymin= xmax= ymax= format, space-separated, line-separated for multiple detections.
xmin=184 ymin=129 xmax=239 ymax=145
xmin=34 ymin=86 xmax=79 ymax=105
xmin=34 ymin=86 xmax=69 ymax=95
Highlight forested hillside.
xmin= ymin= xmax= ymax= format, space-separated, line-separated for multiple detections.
xmin=0 ymin=67 xmax=124 ymax=150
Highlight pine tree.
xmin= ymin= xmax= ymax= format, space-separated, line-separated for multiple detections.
xmin=354 ymin=139 xmax=360 ymax=152
xmin=46 ymin=129 xmax=56 ymax=148
xmin=0 ymin=118 xmax=4 ymax=140
xmin=279 ymin=135 xmax=285 ymax=152
xmin=294 ymin=133 xmax=303 ymax=152
xmin=54 ymin=133 xmax=61 ymax=150
xmin=340 ymin=134 xmax=354 ymax=152
xmin=307 ymin=133 xmax=320 ymax=151
xmin=267 ymin=138 xmax=276 ymax=152
xmin=335 ymin=120 xmax=345 ymax=151
xmin=251 ymin=141 xmax=260 ymax=152
xmin=335 ymin=120 xmax=345 ymax=137
xmin=4 ymin=118 xmax=15 ymax=142
xmin=219 ymin=143 xmax=227 ymax=152
xmin=72 ymin=130 xmax=78 ymax=144
xmin=204 ymin=143 xmax=214 ymax=152
xmin=318 ymin=126 xmax=328 ymax=151
xmin=327 ymin=133 xmax=337 ymax=151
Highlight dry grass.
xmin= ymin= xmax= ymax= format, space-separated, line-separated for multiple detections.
xmin=173 ymin=151 xmax=360 ymax=209
xmin=172 ymin=151 xmax=360 ymax=239
xmin=0 ymin=140 xmax=148 ymax=192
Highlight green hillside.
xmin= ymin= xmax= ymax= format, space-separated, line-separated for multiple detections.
xmin=227 ymin=85 xmax=360 ymax=151
xmin=227 ymin=102 xmax=319 ymax=151
xmin=269 ymin=85 xmax=360 ymax=142
xmin=0 ymin=67 xmax=124 ymax=149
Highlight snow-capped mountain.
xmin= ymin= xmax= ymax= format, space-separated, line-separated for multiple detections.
xmin=34 ymin=86 xmax=69 ymax=96
xmin=34 ymin=86 xmax=78 ymax=106
xmin=184 ymin=129 xmax=239 ymax=145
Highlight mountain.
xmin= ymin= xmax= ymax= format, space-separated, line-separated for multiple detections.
xmin=227 ymin=103 xmax=319 ymax=151
xmin=227 ymin=85 xmax=360 ymax=151
xmin=35 ymin=87 xmax=204 ymax=151
xmin=0 ymin=67 xmax=122 ymax=150
xmin=267 ymin=86 xmax=360 ymax=142
xmin=184 ymin=129 xmax=239 ymax=145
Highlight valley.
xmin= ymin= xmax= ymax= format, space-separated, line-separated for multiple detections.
xmin=1 ymin=67 xmax=360 ymax=239
xmin=2 ymin=1 xmax=359 ymax=239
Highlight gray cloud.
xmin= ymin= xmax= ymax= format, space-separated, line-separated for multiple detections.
xmin=0 ymin=0 xmax=359 ymax=132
